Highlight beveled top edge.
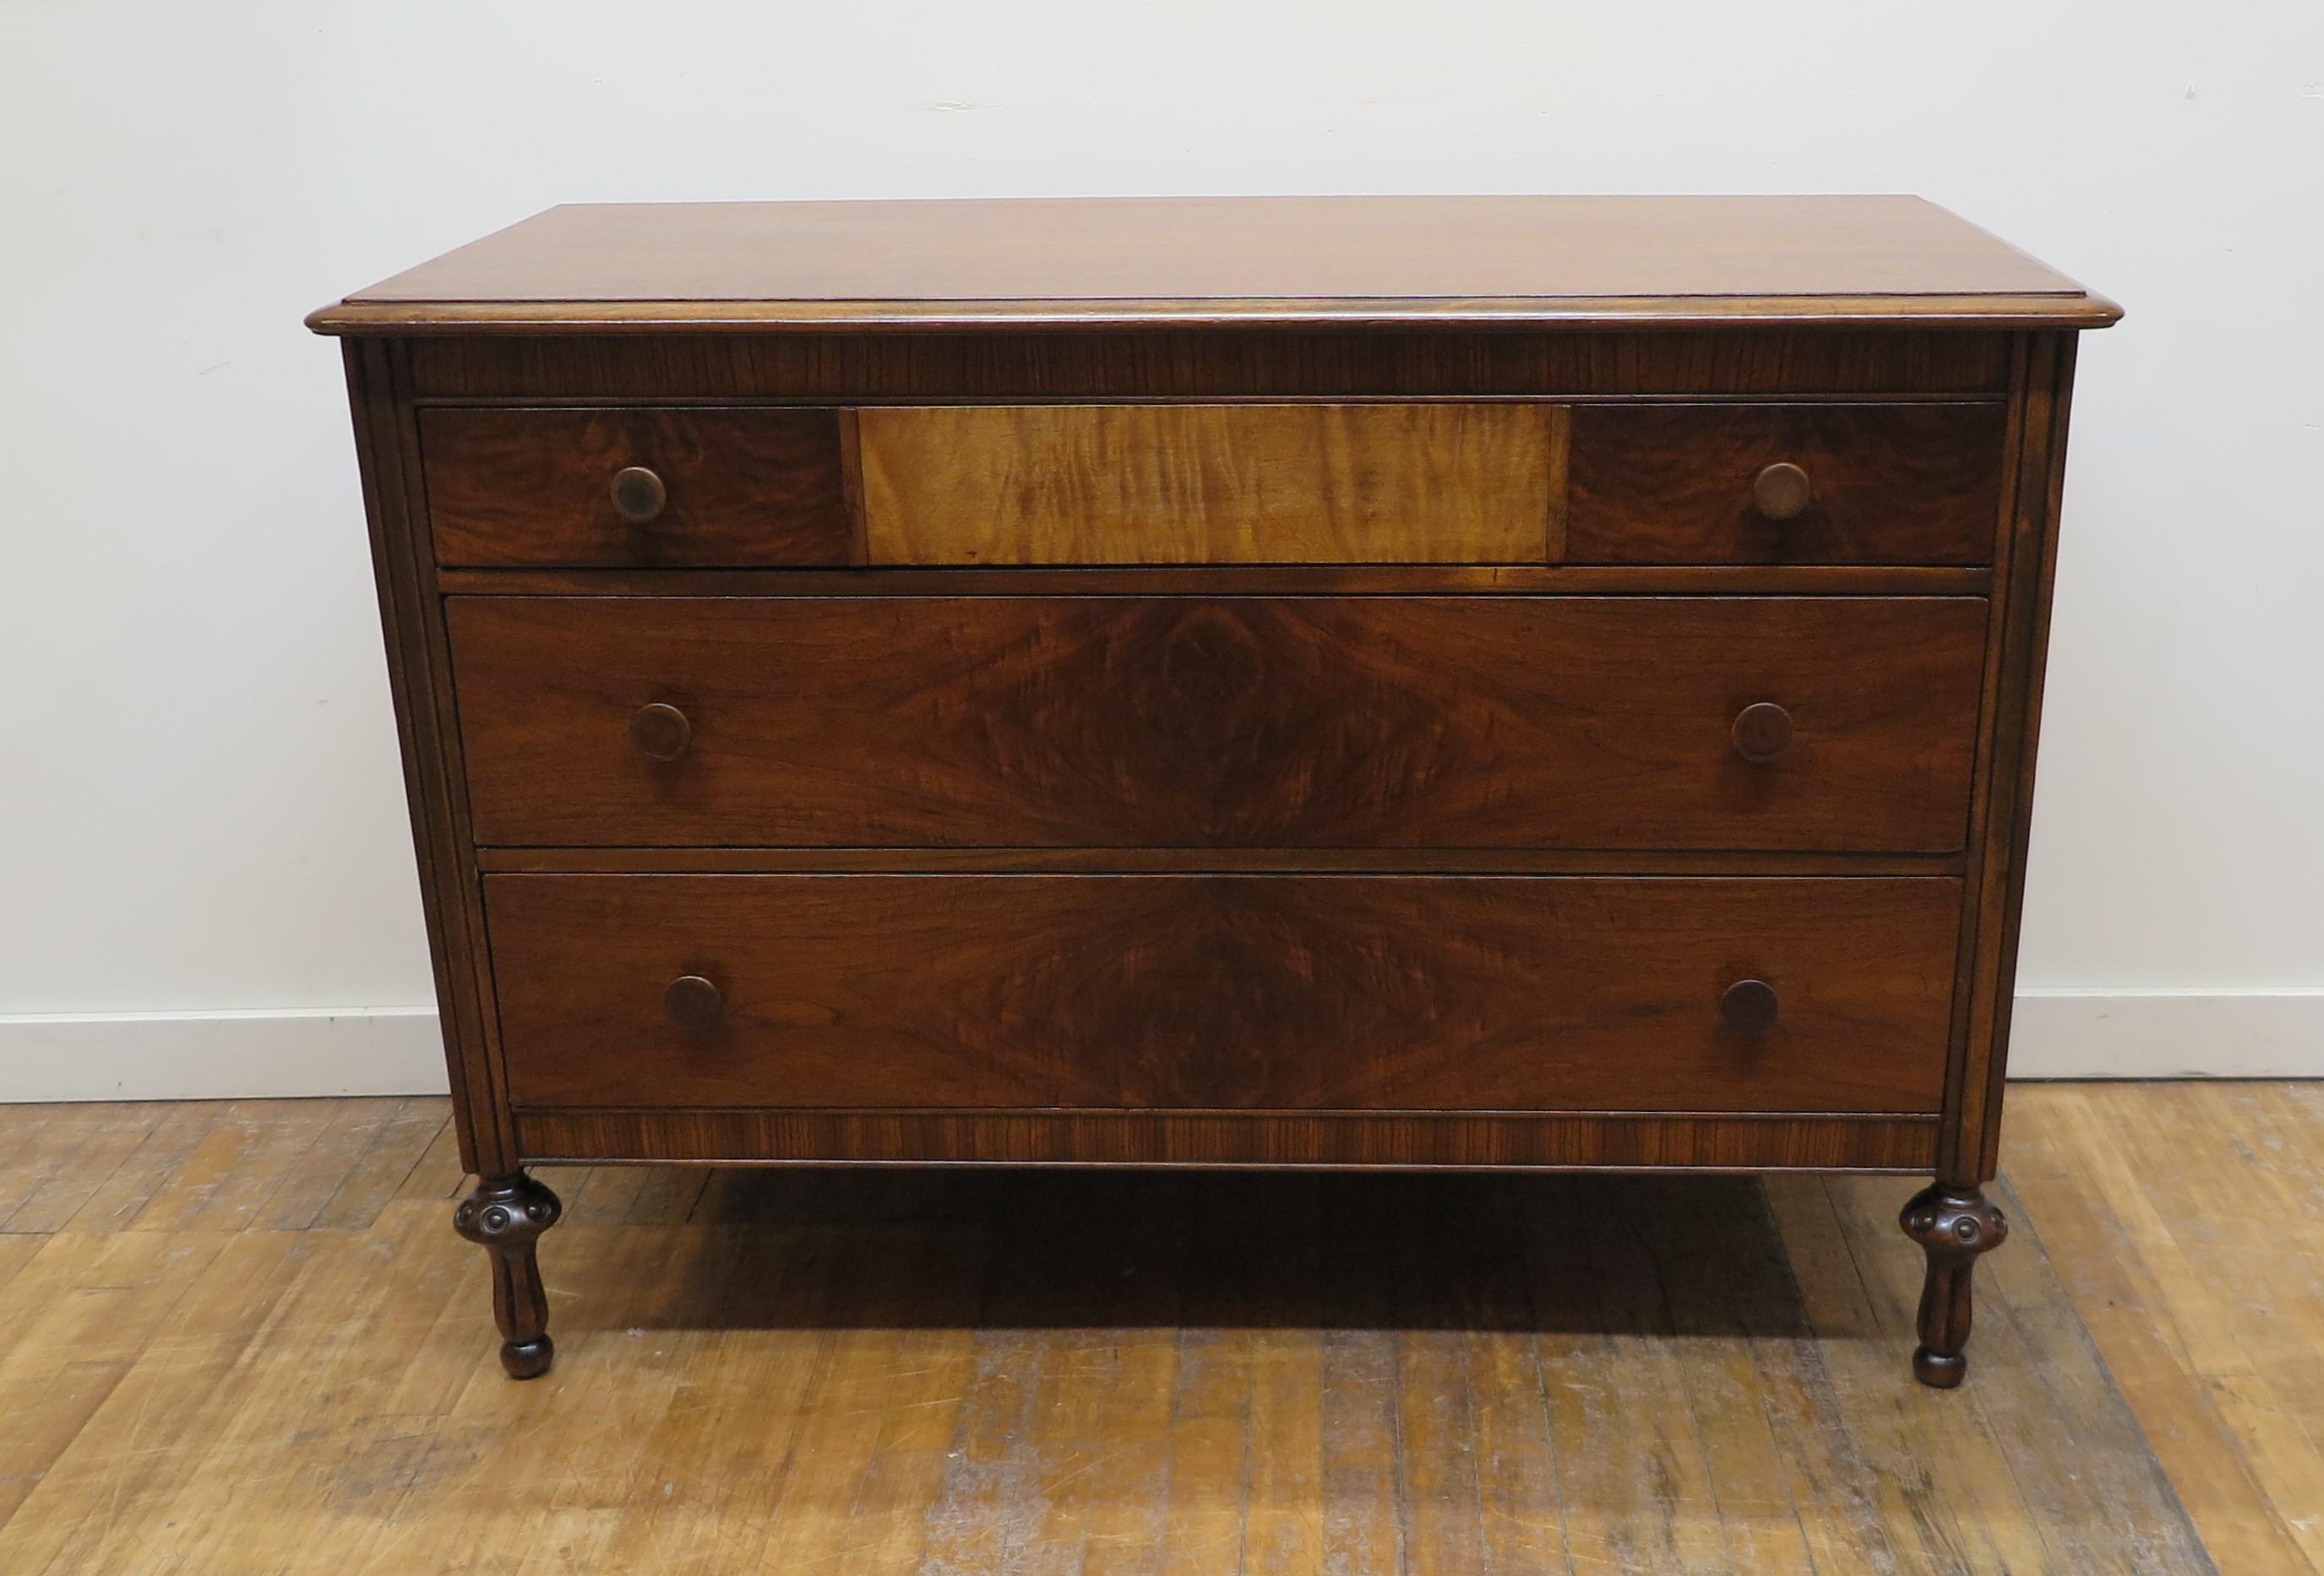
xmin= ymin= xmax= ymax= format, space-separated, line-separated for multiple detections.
xmin=308 ymin=195 xmax=2119 ymax=335
xmin=308 ymin=293 xmax=2125 ymax=336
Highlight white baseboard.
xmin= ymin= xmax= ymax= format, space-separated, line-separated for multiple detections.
xmin=0 ymin=1008 xmax=451 ymax=1102
xmin=0 ymin=992 xmax=2316 ymax=1101
xmin=2005 ymin=989 xmax=2324 ymax=1078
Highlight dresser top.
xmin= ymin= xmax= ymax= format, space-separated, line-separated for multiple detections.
xmin=308 ymin=194 xmax=2116 ymax=335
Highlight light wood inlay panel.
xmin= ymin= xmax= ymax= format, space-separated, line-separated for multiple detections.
xmin=856 ymin=402 xmax=1565 ymax=565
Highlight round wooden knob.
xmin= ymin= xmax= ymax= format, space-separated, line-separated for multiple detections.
xmin=1752 ymin=461 xmax=1812 ymax=521
xmin=610 ymin=465 xmax=667 ymax=525
xmin=1721 ymin=979 xmax=1779 ymax=1034
xmin=663 ymin=975 xmax=723 ymax=1030
xmin=1730 ymin=701 xmax=1794 ymax=764
xmin=629 ymin=702 xmax=692 ymax=762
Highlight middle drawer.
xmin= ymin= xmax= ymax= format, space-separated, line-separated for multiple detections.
xmin=448 ymin=596 xmax=1985 ymax=852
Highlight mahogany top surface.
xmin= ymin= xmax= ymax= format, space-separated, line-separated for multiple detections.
xmin=308 ymin=194 xmax=2118 ymax=334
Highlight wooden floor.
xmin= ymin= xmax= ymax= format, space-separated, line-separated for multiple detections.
xmin=0 ymin=1085 xmax=2313 ymax=1573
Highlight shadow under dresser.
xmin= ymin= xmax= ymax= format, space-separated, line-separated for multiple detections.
xmin=308 ymin=194 xmax=2118 ymax=1386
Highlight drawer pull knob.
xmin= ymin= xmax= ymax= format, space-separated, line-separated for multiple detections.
xmin=1730 ymin=701 xmax=1794 ymax=764
xmin=1752 ymin=461 xmax=1812 ymax=521
xmin=663 ymin=974 xmax=723 ymax=1030
xmin=610 ymin=465 xmax=668 ymax=525
xmin=629 ymin=702 xmax=693 ymax=761
xmin=1721 ymin=979 xmax=1779 ymax=1033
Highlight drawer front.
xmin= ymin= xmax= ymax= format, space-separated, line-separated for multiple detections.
xmin=448 ymin=595 xmax=1986 ymax=852
xmin=1568 ymin=404 xmax=2005 ymax=564
xmin=856 ymin=402 xmax=1563 ymax=564
xmin=485 ymin=874 xmax=1960 ymax=1115
xmin=417 ymin=400 xmax=1993 ymax=568
xmin=421 ymin=407 xmax=853 ymax=567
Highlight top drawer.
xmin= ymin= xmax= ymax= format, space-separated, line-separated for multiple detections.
xmin=421 ymin=407 xmax=855 ymax=568
xmin=419 ymin=401 xmax=2002 ymax=570
xmin=1568 ymin=403 xmax=2004 ymax=565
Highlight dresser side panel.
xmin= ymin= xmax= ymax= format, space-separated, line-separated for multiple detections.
xmin=343 ymin=339 xmax=514 ymax=1175
xmin=1943 ymin=331 xmax=2081 ymax=1182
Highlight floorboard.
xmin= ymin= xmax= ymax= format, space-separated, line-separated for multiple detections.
xmin=0 ymin=1084 xmax=2305 ymax=1573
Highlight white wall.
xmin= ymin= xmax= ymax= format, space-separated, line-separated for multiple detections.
xmin=4 ymin=0 xmax=2321 ymax=1094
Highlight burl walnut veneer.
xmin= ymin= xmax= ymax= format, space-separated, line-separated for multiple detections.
xmin=310 ymin=195 xmax=2117 ymax=1386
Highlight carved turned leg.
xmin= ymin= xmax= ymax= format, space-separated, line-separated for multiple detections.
xmin=454 ymin=1172 xmax=563 ymax=1379
xmin=1899 ymin=1181 xmax=2008 ymax=1388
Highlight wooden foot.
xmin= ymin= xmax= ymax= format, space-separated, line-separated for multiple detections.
xmin=1899 ymin=1182 xmax=2007 ymax=1388
xmin=454 ymin=1172 xmax=562 ymax=1379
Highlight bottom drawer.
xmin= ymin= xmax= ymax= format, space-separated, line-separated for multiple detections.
xmin=485 ymin=875 xmax=1959 ymax=1115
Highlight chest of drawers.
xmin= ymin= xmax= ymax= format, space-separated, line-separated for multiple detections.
xmin=310 ymin=195 xmax=2115 ymax=1387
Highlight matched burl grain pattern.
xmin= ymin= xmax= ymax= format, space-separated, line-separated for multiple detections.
xmin=482 ymin=873 xmax=1961 ymax=1115
xmin=419 ymin=406 xmax=852 ymax=567
xmin=1568 ymin=403 xmax=2008 ymax=565
xmin=446 ymin=595 xmax=1988 ymax=852
xmin=855 ymin=402 xmax=1565 ymax=564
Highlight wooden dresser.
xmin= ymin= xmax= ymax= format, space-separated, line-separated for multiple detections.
xmin=310 ymin=196 xmax=2116 ymax=1387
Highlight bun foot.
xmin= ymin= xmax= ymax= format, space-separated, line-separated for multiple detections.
xmin=1912 ymin=1345 xmax=1968 ymax=1388
xmin=1900 ymin=1182 xmax=2006 ymax=1388
xmin=501 ymin=1334 xmax=555 ymax=1380
xmin=454 ymin=1171 xmax=562 ymax=1381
